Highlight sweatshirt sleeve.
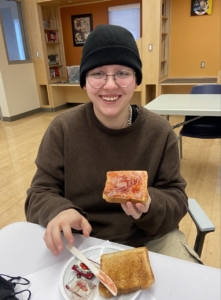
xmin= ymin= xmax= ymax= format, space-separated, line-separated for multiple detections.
xmin=24 ymin=118 xmax=87 ymax=227
xmin=134 ymin=127 xmax=188 ymax=236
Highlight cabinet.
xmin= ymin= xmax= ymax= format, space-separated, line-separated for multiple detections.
xmin=28 ymin=1 xmax=69 ymax=109
xmin=160 ymin=0 xmax=170 ymax=80
xmin=40 ymin=5 xmax=66 ymax=83
xmin=141 ymin=0 xmax=171 ymax=105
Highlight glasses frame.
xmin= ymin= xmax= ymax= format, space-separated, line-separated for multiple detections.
xmin=86 ymin=71 xmax=136 ymax=89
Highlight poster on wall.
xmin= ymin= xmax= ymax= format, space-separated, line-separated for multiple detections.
xmin=71 ymin=14 xmax=93 ymax=46
xmin=191 ymin=0 xmax=213 ymax=16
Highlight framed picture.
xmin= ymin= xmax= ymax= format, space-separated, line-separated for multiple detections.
xmin=71 ymin=14 xmax=93 ymax=46
xmin=191 ymin=0 xmax=213 ymax=16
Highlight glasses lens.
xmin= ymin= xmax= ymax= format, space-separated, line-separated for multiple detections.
xmin=87 ymin=72 xmax=106 ymax=88
xmin=115 ymin=70 xmax=134 ymax=87
xmin=87 ymin=70 xmax=135 ymax=88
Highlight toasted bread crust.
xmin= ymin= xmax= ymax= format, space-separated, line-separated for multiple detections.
xmin=99 ymin=247 xmax=155 ymax=298
xmin=103 ymin=171 xmax=148 ymax=204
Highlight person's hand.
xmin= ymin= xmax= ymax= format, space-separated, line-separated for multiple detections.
xmin=43 ymin=209 xmax=92 ymax=256
xmin=121 ymin=192 xmax=151 ymax=219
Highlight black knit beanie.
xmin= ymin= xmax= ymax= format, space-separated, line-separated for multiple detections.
xmin=79 ymin=24 xmax=142 ymax=88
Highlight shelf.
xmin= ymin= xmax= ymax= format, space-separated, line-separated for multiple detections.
xmin=46 ymin=42 xmax=60 ymax=44
xmin=50 ymin=82 xmax=79 ymax=86
xmin=44 ymin=28 xmax=59 ymax=31
xmin=160 ymin=0 xmax=170 ymax=79
xmin=41 ymin=5 xmax=67 ymax=84
xmin=49 ymin=64 xmax=63 ymax=68
xmin=44 ymin=27 xmax=59 ymax=43
xmin=49 ymin=77 xmax=67 ymax=83
xmin=33 ymin=3 xmax=67 ymax=109
xmin=159 ymin=77 xmax=217 ymax=85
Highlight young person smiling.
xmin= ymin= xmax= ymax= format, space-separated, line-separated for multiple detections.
xmin=84 ymin=65 xmax=136 ymax=129
xmin=25 ymin=24 xmax=202 ymax=264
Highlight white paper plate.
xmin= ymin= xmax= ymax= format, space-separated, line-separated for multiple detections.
xmin=60 ymin=245 xmax=141 ymax=300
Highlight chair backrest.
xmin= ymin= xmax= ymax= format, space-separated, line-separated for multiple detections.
xmin=191 ymin=84 xmax=221 ymax=94
xmin=184 ymin=84 xmax=221 ymax=123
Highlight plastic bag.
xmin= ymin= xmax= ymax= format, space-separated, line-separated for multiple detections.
xmin=66 ymin=66 xmax=80 ymax=83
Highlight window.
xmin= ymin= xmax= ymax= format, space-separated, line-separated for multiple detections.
xmin=0 ymin=0 xmax=30 ymax=63
xmin=108 ymin=4 xmax=140 ymax=41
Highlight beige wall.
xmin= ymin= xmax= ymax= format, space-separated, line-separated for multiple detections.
xmin=0 ymin=6 xmax=39 ymax=118
xmin=170 ymin=0 xmax=220 ymax=77
xmin=0 ymin=71 xmax=9 ymax=118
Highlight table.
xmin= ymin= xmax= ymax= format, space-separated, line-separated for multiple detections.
xmin=144 ymin=94 xmax=221 ymax=116
xmin=0 ymin=222 xmax=220 ymax=300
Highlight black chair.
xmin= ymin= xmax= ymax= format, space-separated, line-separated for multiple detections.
xmin=178 ymin=84 xmax=221 ymax=158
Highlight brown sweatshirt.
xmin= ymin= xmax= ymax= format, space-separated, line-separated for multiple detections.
xmin=25 ymin=102 xmax=188 ymax=247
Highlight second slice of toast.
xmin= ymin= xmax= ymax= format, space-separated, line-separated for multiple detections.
xmin=99 ymin=247 xmax=155 ymax=298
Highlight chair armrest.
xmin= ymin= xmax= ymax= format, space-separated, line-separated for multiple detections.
xmin=188 ymin=198 xmax=215 ymax=232
xmin=188 ymin=198 xmax=215 ymax=257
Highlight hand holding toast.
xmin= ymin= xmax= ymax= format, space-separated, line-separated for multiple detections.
xmin=43 ymin=209 xmax=92 ymax=256
xmin=121 ymin=192 xmax=151 ymax=219
xmin=103 ymin=170 xmax=151 ymax=219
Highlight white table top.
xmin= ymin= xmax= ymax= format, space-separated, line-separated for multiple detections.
xmin=0 ymin=222 xmax=220 ymax=300
xmin=144 ymin=94 xmax=221 ymax=116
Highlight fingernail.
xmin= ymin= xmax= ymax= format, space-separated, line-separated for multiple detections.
xmin=57 ymin=245 xmax=62 ymax=251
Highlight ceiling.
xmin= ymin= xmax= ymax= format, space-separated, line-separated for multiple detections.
xmin=37 ymin=0 xmax=112 ymax=7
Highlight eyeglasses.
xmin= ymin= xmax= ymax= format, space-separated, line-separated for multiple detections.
xmin=86 ymin=70 xmax=135 ymax=89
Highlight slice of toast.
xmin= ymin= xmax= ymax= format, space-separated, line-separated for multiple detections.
xmin=99 ymin=247 xmax=155 ymax=298
xmin=103 ymin=171 xmax=148 ymax=204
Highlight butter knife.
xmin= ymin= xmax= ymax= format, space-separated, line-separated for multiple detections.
xmin=66 ymin=244 xmax=117 ymax=296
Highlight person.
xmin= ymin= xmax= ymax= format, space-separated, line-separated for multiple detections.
xmin=25 ymin=24 xmax=202 ymax=264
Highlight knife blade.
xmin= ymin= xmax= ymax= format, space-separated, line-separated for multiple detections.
xmin=66 ymin=244 xmax=117 ymax=296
